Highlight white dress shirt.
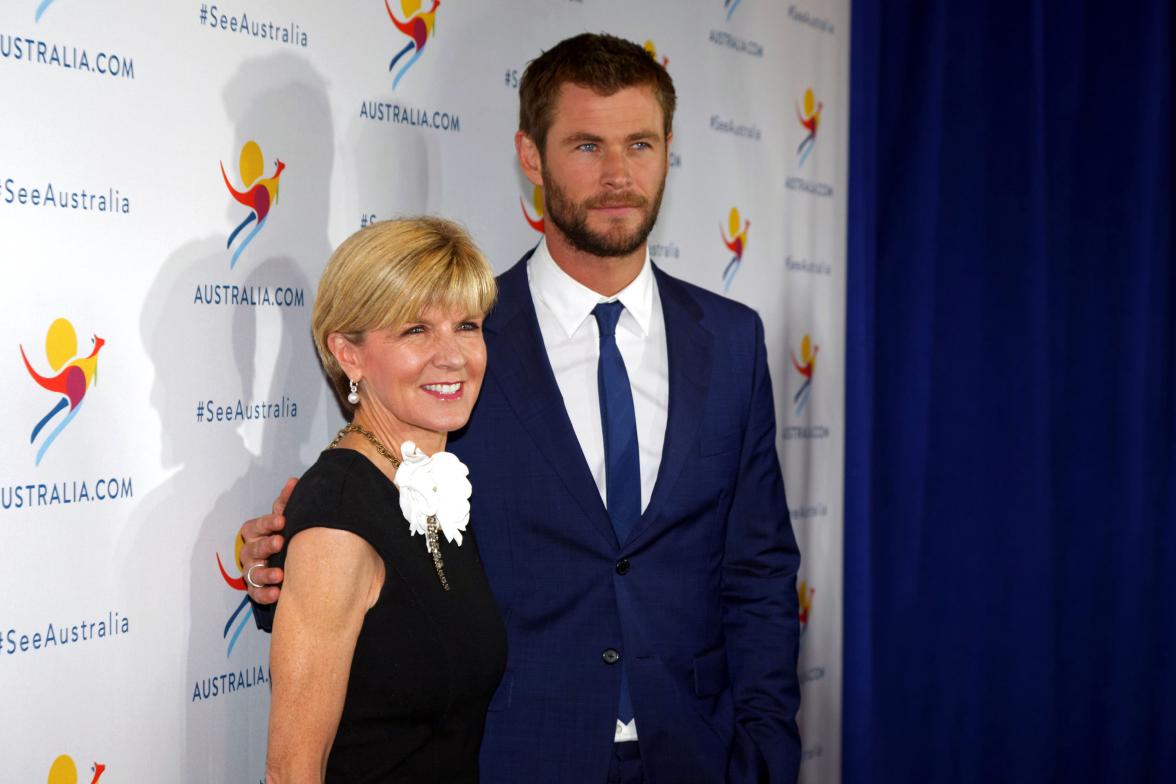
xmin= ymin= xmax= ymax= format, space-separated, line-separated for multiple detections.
xmin=526 ymin=237 xmax=670 ymax=742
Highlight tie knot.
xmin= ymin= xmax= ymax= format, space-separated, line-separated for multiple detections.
xmin=592 ymin=300 xmax=625 ymax=338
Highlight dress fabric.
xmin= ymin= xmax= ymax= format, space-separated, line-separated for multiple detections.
xmin=272 ymin=447 xmax=507 ymax=783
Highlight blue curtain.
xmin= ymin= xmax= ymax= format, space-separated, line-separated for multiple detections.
xmin=844 ymin=1 xmax=1174 ymax=782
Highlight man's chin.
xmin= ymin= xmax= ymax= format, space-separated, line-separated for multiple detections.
xmin=546 ymin=201 xmax=658 ymax=257
xmin=577 ymin=221 xmax=650 ymax=257
xmin=570 ymin=232 xmax=647 ymax=258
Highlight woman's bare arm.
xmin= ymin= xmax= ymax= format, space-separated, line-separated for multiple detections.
xmin=265 ymin=527 xmax=384 ymax=784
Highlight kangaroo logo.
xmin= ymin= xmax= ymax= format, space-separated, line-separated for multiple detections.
xmin=797 ymin=579 xmax=814 ymax=636
xmin=791 ymin=334 xmax=819 ymax=416
xmin=795 ymin=88 xmax=823 ymax=166
xmin=20 ymin=317 xmax=105 ymax=466
xmin=385 ymin=0 xmax=440 ymax=90
xmin=217 ymin=532 xmax=255 ymax=657
xmin=221 ymin=140 xmax=285 ymax=269
xmin=720 ymin=207 xmax=750 ymax=293
xmin=643 ymin=40 xmax=669 ymax=68
xmin=520 ymin=184 xmax=545 ymax=233
xmin=35 ymin=0 xmax=56 ymax=22
xmin=47 ymin=755 xmax=106 ymax=784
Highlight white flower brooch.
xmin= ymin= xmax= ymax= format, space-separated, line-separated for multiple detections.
xmin=394 ymin=441 xmax=472 ymax=590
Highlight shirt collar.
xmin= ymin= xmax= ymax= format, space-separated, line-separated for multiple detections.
xmin=527 ymin=237 xmax=655 ymax=339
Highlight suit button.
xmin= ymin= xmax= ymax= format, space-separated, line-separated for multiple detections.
xmin=602 ymin=648 xmax=620 ymax=665
xmin=615 ymin=558 xmax=630 ymax=575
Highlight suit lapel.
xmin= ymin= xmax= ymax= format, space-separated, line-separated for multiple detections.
xmin=628 ymin=267 xmax=713 ymax=545
xmin=487 ymin=256 xmax=619 ymax=548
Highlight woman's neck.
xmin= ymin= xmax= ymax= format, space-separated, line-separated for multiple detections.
xmin=348 ymin=408 xmax=446 ymax=460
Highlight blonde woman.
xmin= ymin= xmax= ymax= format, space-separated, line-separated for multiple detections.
xmin=266 ymin=218 xmax=504 ymax=783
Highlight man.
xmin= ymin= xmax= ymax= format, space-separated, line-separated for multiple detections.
xmin=240 ymin=33 xmax=800 ymax=783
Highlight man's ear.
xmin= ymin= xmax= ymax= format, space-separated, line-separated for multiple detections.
xmin=327 ymin=332 xmax=364 ymax=383
xmin=516 ymin=131 xmax=544 ymax=188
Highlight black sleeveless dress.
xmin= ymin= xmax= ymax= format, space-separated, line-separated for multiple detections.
xmin=272 ymin=448 xmax=507 ymax=783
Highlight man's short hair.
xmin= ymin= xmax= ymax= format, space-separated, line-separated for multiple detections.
xmin=519 ymin=32 xmax=677 ymax=155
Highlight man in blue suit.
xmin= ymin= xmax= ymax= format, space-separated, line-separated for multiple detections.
xmin=240 ymin=33 xmax=800 ymax=783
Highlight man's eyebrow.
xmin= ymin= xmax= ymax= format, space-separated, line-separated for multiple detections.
xmin=625 ymin=129 xmax=661 ymax=142
xmin=561 ymin=131 xmax=605 ymax=144
xmin=559 ymin=130 xmax=662 ymax=144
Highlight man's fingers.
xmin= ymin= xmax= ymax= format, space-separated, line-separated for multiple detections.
xmin=247 ymin=565 xmax=283 ymax=588
xmin=247 ymin=584 xmax=282 ymax=606
xmin=237 ymin=476 xmax=296 ymax=608
xmin=261 ymin=533 xmax=284 ymax=556
xmin=272 ymin=477 xmax=298 ymax=515
xmin=240 ymin=533 xmax=284 ymax=565
xmin=245 ymin=564 xmax=283 ymax=605
xmin=242 ymin=511 xmax=286 ymax=543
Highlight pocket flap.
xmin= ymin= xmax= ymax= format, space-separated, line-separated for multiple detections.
xmin=692 ymin=647 xmax=730 ymax=697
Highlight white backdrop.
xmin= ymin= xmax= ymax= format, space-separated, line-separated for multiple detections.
xmin=0 ymin=2 xmax=847 ymax=781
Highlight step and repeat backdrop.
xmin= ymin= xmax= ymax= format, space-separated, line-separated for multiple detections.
xmin=0 ymin=1 xmax=847 ymax=781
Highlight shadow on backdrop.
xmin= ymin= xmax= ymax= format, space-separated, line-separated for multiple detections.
xmin=119 ymin=52 xmax=333 ymax=784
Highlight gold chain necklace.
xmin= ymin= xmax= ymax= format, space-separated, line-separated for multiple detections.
xmin=328 ymin=423 xmax=450 ymax=591
xmin=330 ymin=423 xmax=402 ymax=467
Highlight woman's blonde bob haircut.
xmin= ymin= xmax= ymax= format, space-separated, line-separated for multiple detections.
xmin=311 ymin=217 xmax=497 ymax=414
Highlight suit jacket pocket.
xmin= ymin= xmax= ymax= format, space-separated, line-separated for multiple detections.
xmin=692 ymin=647 xmax=731 ymax=698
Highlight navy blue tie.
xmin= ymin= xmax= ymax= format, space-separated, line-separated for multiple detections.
xmin=592 ymin=300 xmax=639 ymax=725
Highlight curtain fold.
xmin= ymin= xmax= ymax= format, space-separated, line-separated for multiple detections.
xmin=845 ymin=1 xmax=1174 ymax=781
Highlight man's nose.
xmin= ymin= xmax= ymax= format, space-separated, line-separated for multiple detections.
xmin=601 ymin=147 xmax=633 ymax=189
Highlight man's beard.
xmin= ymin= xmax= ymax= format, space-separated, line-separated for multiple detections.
xmin=542 ymin=169 xmax=666 ymax=258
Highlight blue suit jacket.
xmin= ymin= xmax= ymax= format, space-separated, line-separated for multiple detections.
xmin=448 ymin=253 xmax=801 ymax=783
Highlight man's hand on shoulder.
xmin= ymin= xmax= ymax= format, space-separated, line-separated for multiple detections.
xmin=240 ymin=477 xmax=296 ymax=606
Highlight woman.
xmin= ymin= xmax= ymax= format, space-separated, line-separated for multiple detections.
xmin=265 ymin=217 xmax=505 ymax=783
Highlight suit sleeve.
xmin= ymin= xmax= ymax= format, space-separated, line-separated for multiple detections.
xmin=722 ymin=313 xmax=802 ymax=784
xmin=251 ymin=598 xmax=275 ymax=632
